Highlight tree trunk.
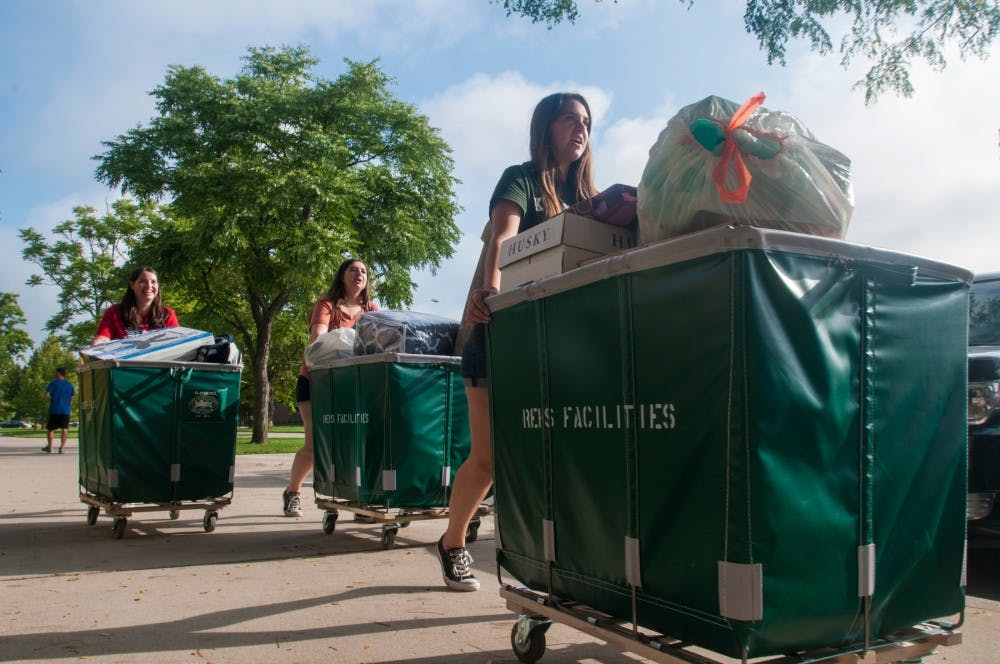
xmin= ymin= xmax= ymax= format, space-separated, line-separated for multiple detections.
xmin=250 ymin=316 xmax=273 ymax=444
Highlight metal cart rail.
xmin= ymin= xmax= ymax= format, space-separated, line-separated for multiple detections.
xmin=501 ymin=583 xmax=962 ymax=664
xmin=80 ymin=491 xmax=231 ymax=539
xmin=316 ymin=496 xmax=490 ymax=548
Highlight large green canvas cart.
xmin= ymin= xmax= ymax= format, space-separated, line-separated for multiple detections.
xmin=77 ymin=359 xmax=242 ymax=539
xmin=311 ymin=352 xmax=484 ymax=547
xmin=487 ymin=224 xmax=968 ymax=662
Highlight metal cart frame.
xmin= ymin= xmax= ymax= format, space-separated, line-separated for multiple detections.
xmin=315 ymin=496 xmax=490 ymax=549
xmin=500 ymin=581 xmax=962 ymax=664
xmin=80 ymin=491 xmax=231 ymax=539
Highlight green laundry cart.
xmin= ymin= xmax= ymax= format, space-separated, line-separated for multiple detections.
xmin=488 ymin=224 xmax=968 ymax=663
xmin=77 ymin=359 xmax=242 ymax=539
xmin=311 ymin=352 xmax=485 ymax=548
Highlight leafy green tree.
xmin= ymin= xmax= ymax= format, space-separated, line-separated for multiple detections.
xmin=498 ymin=0 xmax=999 ymax=103
xmin=19 ymin=200 xmax=166 ymax=349
xmin=96 ymin=45 xmax=461 ymax=443
xmin=0 ymin=292 xmax=33 ymax=418
xmin=13 ymin=335 xmax=78 ymax=424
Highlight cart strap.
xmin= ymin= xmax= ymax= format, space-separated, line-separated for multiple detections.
xmin=382 ymin=469 xmax=397 ymax=491
xmin=625 ymin=536 xmax=642 ymax=588
xmin=858 ymin=544 xmax=876 ymax=597
xmin=543 ymin=519 xmax=556 ymax=562
xmin=718 ymin=561 xmax=763 ymax=621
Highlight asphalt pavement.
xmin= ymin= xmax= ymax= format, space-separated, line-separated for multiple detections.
xmin=1 ymin=436 xmax=997 ymax=663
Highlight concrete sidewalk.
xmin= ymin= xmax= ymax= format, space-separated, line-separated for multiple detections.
xmin=1 ymin=437 xmax=997 ymax=663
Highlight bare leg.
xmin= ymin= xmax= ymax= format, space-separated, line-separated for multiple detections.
xmin=44 ymin=430 xmax=53 ymax=453
xmin=59 ymin=427 xmax=67 ymax=452
xmin=443 ymin=385 xmax=493 ymax=550
xmin=287 ymin=400 xmax=313 ymax=493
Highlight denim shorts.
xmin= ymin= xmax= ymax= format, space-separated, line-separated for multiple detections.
xmin=460 ymin=323 xmax=487 ymax=387
xmin=295 ymin=375 xmax=311 ymax=404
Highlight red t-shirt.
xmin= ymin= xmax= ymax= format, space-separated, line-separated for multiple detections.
xmin=94 ymin=304 xmax=180 ymax=341
xmin=299 ymin=298 xmax=379 ymax=379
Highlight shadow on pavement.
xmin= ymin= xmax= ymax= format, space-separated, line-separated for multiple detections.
xmin=0 ymin=584 xmax=512 ymax=662
xmin=369 ymin=642 xmax=667 ymax=664
xmin=0 ymin=513 xmax=486 ymax=578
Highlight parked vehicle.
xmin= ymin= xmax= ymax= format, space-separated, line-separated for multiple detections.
xmin=968 ymin=271 xmax=1000 ymax=540
xmin=0 ymin=419 xmax=32 ymax=429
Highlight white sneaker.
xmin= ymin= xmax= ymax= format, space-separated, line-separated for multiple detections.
xmin=436 ymin=536 xmax=480 ymax=591
xmin=282 ymin=490 xmax=303 ymax=517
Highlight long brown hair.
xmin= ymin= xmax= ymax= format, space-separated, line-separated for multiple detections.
xmin=119 ymin=266 xmax=170 ymax=330
xmin=325 ymin=258 xmax=374 ymax=305
xmin=529 ymin=92 xmax=598 ymax=219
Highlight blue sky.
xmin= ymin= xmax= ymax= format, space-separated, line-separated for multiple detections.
xmin=1 ymin=0 xmax=998 ymax=346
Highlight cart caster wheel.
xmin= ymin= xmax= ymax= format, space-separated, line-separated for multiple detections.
xmin=510 ymin=617 xmax=550 ymax=663
xmin=396 ymin=511 xmax=411 ymax=527
xmin=380 ymin=525 xmax=398 ymax=549
xmin=112 ymin=516 xmax=127 ymax=539
xmin=322 ymin=510 xmax=338 ymax=535
xmin=86 ymin=505 xmax=99 ymax=526
xmin=466 ymin=516 xmax=481 ymax=542
xmin=203 ymin=511 xmax=218 ymax=533
xmin=168 ymin=510 xmax=180 ymax=521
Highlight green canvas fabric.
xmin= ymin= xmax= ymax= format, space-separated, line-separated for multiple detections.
xmin=489 ymin=245 xmax=967 ymax=658
xmin=77 ymin=362 xmax=241 ymax=504
xmin=311 ymin=355 xmax=470 ymax=508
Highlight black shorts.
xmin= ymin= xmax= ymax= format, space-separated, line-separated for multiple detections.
xmin=47 ymin=413 xmax=70 ymax=431
xmin=460 ymin=323 xmax=488 ymax=387
xmin=295 ymin=375 xmax=310 ymax=404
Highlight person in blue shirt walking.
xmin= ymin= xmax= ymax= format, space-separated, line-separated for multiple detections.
xmin=43 ymin=368 xmax=74 ymax=454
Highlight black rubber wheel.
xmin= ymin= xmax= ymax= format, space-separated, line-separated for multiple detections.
xmin=86 ymin=505 xmax=99 ymax=526
xmin=466 ymin=516 xmax=481 ymax=543
xmin=112 ymin=516 xmax=127 ymax=539
xmin=203 ymin=511 xmax=217 ymax=533
xmin=322 ymin=511 xmax=338 ymax=535
xmin=168 ymin=510 xmax=180 ymax=521
xmin=510 ymin=622 xmax=546 ymax=663
xmin=380 ymin=526 xmax=398 ymax=549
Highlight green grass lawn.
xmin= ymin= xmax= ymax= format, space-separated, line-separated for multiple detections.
xmin=2 ymin=426 xmax=304 ymax=455
xmin=236 ymin=435 xmax=303 ymax=454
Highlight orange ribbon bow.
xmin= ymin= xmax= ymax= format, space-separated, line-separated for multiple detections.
xmin=712 ymin=91 xmax=766 ymax=204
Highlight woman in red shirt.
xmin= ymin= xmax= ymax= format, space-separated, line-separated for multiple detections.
xmin=91 ymin=266 xmax=179 ymax=344
xmin=282 ymin=258 xmax=378 ymax=517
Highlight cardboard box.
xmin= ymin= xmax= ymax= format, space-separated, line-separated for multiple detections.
xmin=80 ymin=327 xmax=214 ymax=362
xmin=498 ymin=211 xmax=636 ymax=269
xmin=500 ymin=246 xmax=603 ymax=292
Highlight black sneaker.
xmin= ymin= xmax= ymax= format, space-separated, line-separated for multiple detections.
xmin=436 ymin=536 xmax=480 ymax=591
xmin=282 ymin=490 xmax=303 ymax=517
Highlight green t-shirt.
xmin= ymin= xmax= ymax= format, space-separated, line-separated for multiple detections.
xmin=490 ymin=162 xmax=579 ymax=232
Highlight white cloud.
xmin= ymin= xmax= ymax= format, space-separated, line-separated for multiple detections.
xmin=778 ymin=49 xmax=1000 ymax=273
xmin=98 ymin=0 xmax=479 ymax=56
xmin=594 ymin=113 xmax=673 ymax=188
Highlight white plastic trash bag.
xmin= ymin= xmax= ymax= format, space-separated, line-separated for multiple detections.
xmin=637 ymin=92 xmax=853 ymax=243
xmin=304 ymin=328 xmax=356 ymax=369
